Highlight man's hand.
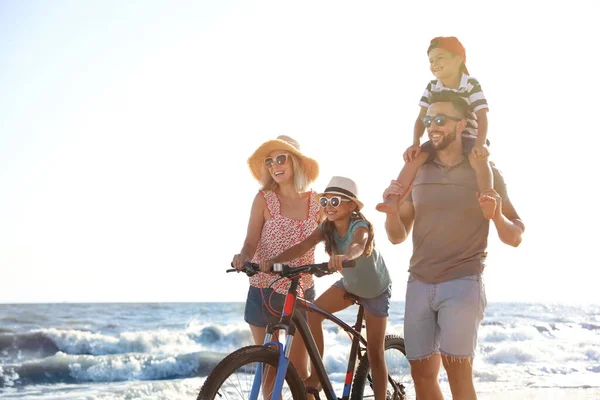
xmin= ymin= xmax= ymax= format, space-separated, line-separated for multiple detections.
xmin=383 ymin=180 xmax=413 ymax=203
xmin=477 ymin=189 xmax=500 ymax=220
xmin=404 ymin=143 xmax=422 ymax=162
xmin=482 ymin=188 xmax=524 ymax=247
xmin=377 ymin=180 xmax=413 ymax=215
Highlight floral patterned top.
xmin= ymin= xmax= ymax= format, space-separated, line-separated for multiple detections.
xmin=250 ymin=190 xmax=320 ymax=296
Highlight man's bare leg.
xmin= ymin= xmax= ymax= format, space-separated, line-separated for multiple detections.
xmin=409 ymin=354 xmax=444 ymax=400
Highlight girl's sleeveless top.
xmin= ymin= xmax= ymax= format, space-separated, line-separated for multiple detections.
xmin=249 ymin=190 xmax=320 ymax=296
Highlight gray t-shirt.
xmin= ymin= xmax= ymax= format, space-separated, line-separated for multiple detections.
xmin=407 ymin=159 xmax=508 ymax=284
xmin=320 ymin=219 xmax=391 ymax=298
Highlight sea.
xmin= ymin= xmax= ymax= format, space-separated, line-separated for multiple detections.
xmin=1 ymin=302 xmax=599 ymax=399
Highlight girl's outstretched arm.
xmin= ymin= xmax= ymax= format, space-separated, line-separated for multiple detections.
xmin=329 ymin=226 xmax=369 ymax=271
xmin=259 ymin=227 xmax=324 ymax=271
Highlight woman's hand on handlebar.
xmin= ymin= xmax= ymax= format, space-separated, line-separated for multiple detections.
xmin=259 ymin=259 xmax=275 ymax=273
xmin=232 ymin=253 xmax=250 ymax=271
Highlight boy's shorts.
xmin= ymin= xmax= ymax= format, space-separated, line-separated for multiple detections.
xmin=420 ymin=136 xmax=490 ymax=163
xmin=244 ymin=285 xmax=316 ymax=328
xmin=403 ymin=274 xmax=487 ymax=360
xmin=333 ymin=279 xmax=391 ymax=318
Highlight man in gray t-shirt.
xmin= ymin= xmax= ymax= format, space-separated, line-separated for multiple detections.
xmin=383 ymin=90 xmax=525 ymax=400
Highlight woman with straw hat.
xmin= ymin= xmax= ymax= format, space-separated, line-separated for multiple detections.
xmin=231 ymin=134 xmax=322 ymax=389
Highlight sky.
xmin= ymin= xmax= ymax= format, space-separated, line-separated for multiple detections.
xmin=1 ymin=0 xmax=598 ymax=304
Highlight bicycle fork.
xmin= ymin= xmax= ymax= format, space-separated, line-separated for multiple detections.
xmin=249 ymin=331 xmax=294 ymax=400
xmin=251 ymin=281 xmax=299 ymax=400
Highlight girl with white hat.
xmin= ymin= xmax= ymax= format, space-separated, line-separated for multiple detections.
xmin=261 ymin=176 xmax=392 ymax=400
xmin=231 ymin=135 xmax=322 ymax=393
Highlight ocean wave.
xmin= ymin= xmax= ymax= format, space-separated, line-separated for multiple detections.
xmin=479 ymin=324 xmax=548 ymax=343
xmin=0 ymin=324 xmax=253 ymax=361
xmin=0 ymin=332 xmax=59 ymax=360
xmin=581 ymin=323 xmax=600 ymax=331
xmin=188 ymin=324 xmax=252 ymax=349
xmin=41 ymin=328 xmax=199 ymax=356
xmin=484 ymin=343 xmax=551 ymax=365
xmin=0 ymin=351 xmax=224 ymax=387
xmin=481 ymin=321 xmax=504 ymax=327
xmin=0 ymin=377 xmax=207 ymax=400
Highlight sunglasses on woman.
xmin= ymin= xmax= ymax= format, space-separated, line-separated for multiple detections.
xmin=421 ymin=115 xmax=463 ymax=128
xmin=319 ymin=196 xmax=351 ymax=208
xmin=265 ymin=154 xmax=288 ymax=168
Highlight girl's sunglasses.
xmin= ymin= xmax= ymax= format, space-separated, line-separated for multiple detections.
xmin=421 ymin=115 xmax=463 ymax=128
xmin=319 ymin=196 xmax=351 ymax=208
xmin=265 ymin=154 xmax=288 ymax=168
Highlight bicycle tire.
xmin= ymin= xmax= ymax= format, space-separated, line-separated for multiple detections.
xmin=197 ymin=345 xmax=306 ymax=400
xmin=350 ymin=335 xmax=412 ymax=400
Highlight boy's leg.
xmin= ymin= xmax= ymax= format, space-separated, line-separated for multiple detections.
xmin=376 ymin=152 xmax=430 ymax=214
xmin=464 ymin=137 xmax=495 ymax=219
xmin=468 ymin=154 xmax=495 ymax=219
xmin=305 ymin=282 xmax=353 ymax=390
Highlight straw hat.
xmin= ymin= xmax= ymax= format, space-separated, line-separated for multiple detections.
xmin=318 ymin=176 xmax=364 ymax=210
xmin=247 ymin=135 xmax=319 ymax=183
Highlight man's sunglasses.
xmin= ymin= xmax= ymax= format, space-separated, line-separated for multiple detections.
xmin=319 ymin=196 xmax=351 ymax=208
xmin=422 ymin=115 xmax=463 ymax=128
xmin=265 ymin=154 xmax=288 ymax=168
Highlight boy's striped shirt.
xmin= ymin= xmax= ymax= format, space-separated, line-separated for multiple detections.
xmin=419 ymin=73 xmax=488 ymax=139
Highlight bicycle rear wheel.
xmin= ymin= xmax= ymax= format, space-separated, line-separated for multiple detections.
xmin=197 ymin=345 xmax=306 ymax=400
xmin=350 ymin=335 xmax=413 ymax=400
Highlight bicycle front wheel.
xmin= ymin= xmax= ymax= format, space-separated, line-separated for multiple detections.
xmin=197 ymin=345 xmax=306 ymax=400
xmin=351 ymin=335 xmax=413 ymax=400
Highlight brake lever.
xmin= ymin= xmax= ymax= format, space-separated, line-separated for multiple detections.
xmin=228 ymin=262 xmax=259 ymax=276
xmin=313 ymin=269 xmax=335 ymax=278
xmin=313 ymin=259 xmax=355 ymax=276
xmin=228 ymin=262 xmax=243 ymax=273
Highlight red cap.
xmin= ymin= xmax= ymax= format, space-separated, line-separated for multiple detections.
xmin=427 ymin=36 xmax=469 ymax=75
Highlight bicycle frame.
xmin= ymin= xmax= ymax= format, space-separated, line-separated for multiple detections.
xmin=295 ymin=298 xmax=367 ymax=400
xmin=253 ymin=275 xmax=378 ymax=400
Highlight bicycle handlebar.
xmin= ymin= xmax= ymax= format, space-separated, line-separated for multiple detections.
xmin=228 ymin=260 xmax=356 ymax=277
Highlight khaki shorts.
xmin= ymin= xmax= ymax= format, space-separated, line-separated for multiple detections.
xmin=404 ymin=275 xmax=487 ymax=360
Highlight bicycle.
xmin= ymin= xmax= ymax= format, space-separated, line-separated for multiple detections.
xmin=197 ymin=261 xmax=413 ymax=400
